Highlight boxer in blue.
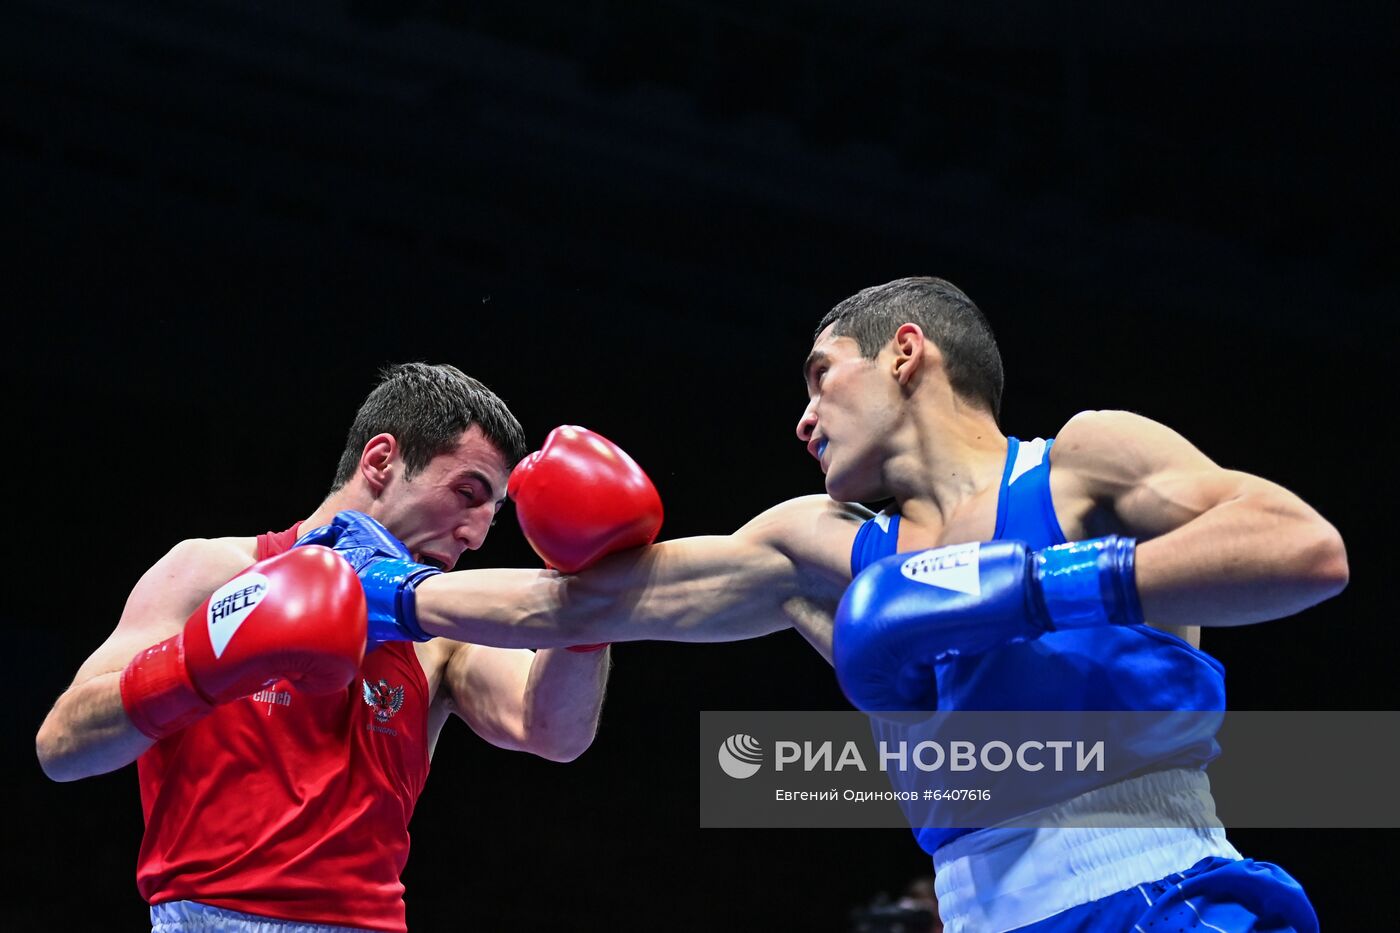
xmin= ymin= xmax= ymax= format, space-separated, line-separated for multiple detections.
xmin=322 ymin=277 xmax=1348 ymax=932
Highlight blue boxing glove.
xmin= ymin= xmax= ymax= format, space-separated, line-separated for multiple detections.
xmin=834 ymin=536 xmax=1143 ymax=713
xmin=295 ymin=510 xmax=441 ymax=649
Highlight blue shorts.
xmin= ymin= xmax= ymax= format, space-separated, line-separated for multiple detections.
xmin=1015 ymin=857 xmax=1318 ymax=933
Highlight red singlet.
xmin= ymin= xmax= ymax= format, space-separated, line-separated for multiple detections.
xmin=135 ymin=524 xmax=431 ymax=932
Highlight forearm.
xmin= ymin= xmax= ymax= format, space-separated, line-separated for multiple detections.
xmin=519 ymin=648 xmax=611 ymax=762
xmin=36 ymin=673 xmax=155 ymax=782
xmin=1133 ymin=492 xmax=1348 ymax=627
xmin=415 ymin=539 xmax=795 ymax=648
xmin=414 ymin=567 xmax=603 ymax=648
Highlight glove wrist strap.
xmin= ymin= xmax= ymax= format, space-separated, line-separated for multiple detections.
xmin=120 ymin=635 xmax=214 ymax=740
xmin=1032 ymin=536 xmax=1144 ymax=630
xmin=359 ymin=559 xmax=440 ymax=644
xmin=395 ymin=566 xmax=441 ymax=642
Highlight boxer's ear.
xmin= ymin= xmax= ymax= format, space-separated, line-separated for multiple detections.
xmin=360 ymin=433 xmax=398 ymax=493
xmin=892 ymin=323 xmax=929 ymax=387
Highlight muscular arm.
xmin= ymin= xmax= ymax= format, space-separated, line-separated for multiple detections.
xmin=414 ymin=495 xmax=862 ymax=653
xmin=35 ymin=538 xmax=252 ymax=781
xmin=444 ymin=644 xmax=610 ymax=763
xmin=1055 ymin=410 xmax=1348 ymax=627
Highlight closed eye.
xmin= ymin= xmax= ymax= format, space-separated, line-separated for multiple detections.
xmin=803 ymin=349 xmax=830 ymax=396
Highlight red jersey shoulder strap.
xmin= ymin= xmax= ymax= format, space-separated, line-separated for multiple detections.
xmin=256 ymin=523 xmax=303 ymax=560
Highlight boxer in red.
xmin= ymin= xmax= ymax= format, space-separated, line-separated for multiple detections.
xmin=35 ymin=363 xmax=659 ymax=933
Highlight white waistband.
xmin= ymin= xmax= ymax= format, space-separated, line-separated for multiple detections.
xmin=932 ymin=769 xmax=1241 ymax=933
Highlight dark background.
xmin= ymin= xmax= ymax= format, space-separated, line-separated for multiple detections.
xmin=7 ymin=1 xmax=1396 ymax=929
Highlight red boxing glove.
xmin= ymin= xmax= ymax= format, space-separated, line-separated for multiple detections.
xmin=120 ymin=546 xmax=367 ymax=740
xmin=509 ymin=426 xmax=664 ymax=574
xmin=509 ymin=426 xmax=664 ymax=653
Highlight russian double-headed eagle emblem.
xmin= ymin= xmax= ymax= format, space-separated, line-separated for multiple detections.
xmin=362 ymin=678 xmax=405 ymax=723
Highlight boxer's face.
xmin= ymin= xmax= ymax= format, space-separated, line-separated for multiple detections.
xmin=374 ymin=425 xmax=512 ymax=570
xmin=798 ymin=325 xmax=900 ymax=502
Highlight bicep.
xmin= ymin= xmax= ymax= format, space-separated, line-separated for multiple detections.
xmin=445 ymin=644 xmax=534 ymax=751
xmin=1114 ymin=465 xmax=1271 ymax=539
xmin=1058 ymin=410 xmax=1258 ymax=538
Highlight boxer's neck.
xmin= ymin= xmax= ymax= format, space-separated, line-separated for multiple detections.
xmin=303 ymin=482 xmax=376 ymax=533
xmin=884 ymin=399 xmax=1006 ymax=530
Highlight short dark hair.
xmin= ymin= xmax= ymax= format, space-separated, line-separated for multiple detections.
xmin=816 ymin=277 xmax=1004 ymax=419
xmin=330 ymin=362 xmax=528 ymax=491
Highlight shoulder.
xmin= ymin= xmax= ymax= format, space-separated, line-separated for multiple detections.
xmin=743 ymin=493 xmax=872 ymax=527
xmin=738 ymin=495 xmax=872 ymax=545
xmin=161 ymin=535 xmax=259 ymax=569
xmin=72 ymin=535 xmax=262 ymax=684
xmin=142 ymin=536 xmax=259 ymax=590
xmin=1054 ymin=409 xmax=1161 ymax=453
xmin=120 ymin=536 xmax=260 ymax=628
xmin=737 ymin=494 xmax=874 ymax=583
xmin=1054 ymin=409 xmax=1214 ymax=470
xmin=1051 ymin=409 xmax=1218 ymax=497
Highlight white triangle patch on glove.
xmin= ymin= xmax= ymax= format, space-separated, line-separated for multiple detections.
xmin=206 ymin=572 xmax=271 ymax=659
xmin=899 ymin=543 xmax=981 ymax=596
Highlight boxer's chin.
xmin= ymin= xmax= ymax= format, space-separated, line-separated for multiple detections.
xmin=825 ymin=467 xmax=879 ymax=506
xmin=824 ymin=476 xmax=855 ymax=503
xmin=823 ymin=466 xmax=858 ymax=503
xmin=417 ymin=555 xmax=447 ymax=571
